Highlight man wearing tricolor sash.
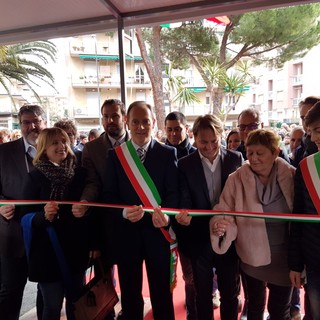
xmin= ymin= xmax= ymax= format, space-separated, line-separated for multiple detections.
xmin=103 ymin=101 xmax=179 ymax=320
xmin=289 ymin=101 xmax=320 ymax=320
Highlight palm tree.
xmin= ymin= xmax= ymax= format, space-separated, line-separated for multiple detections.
xmin=0 ymin=40 xmax=57 ymax=107
xmin=164 ymin=65 xmax=200 ymax=114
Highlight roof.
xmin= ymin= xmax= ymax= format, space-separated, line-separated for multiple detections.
xmin=0 ymin=0 xmax=317 ymax=45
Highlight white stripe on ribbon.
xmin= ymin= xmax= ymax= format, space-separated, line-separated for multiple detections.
xmin=121 ymin=143 xmax=158 ymax=207
xmin=307 ymin=155 xmax=320 ymax=199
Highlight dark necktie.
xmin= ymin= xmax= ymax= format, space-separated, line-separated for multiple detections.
xmin=137 ymin=148 xmax=146 ymax=163
xmin=113 ymin=140 xmax=120 ymax=148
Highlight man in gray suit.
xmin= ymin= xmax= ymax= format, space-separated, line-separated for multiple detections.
xmin=0 ymin=104 xmax=47 ymax=320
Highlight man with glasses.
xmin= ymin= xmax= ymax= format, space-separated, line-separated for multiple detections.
xmin=0 ymin=104 xmax=47 ymax=320
xmin=236 ymin=108 xmax=289 ymax=162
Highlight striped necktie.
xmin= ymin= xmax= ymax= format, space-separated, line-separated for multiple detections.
xmin=137 ymin=148 xmax=146 ymax=163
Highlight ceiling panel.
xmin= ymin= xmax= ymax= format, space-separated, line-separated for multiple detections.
xmin=0 ymin=0 xmax=317 ymax=45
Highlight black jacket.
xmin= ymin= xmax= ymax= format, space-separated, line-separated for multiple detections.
xmin=288 ymin=159 xmax=320 ymax=273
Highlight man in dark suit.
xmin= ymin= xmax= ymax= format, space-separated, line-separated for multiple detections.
xmin=176 ymin=114 xmax=243 ymax=320
xmin=0 ymin=104 xmax=47 ymax=320
xmin=164 ymin=111 xmax=197 ymax=320
xmin=72 ymin=99 xmax=129 ymax=320
xmin=103 ymin=101 xmax=179 ymax=320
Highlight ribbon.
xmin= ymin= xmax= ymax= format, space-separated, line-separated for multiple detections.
xmin=2 ymin=200 xmax=320 ymax=222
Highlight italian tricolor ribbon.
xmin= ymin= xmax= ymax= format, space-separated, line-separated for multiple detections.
xmin=300 ymin=152 xmax=320 ymax=214
xmin=115 ymin=140 xmax=178 ymax=291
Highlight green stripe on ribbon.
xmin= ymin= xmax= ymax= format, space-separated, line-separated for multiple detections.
xmin=126 ymin=141 xmax=162 ymax=205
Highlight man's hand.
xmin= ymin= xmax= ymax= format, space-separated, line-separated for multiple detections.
xmin=289 ymin=270 xmax=302 ymax=288
xmin=72 ymin=201 xmax=89 ymax=218
xmin=0 ymin=204 xmax=15 ymax=220
xmin=124 ymin=205 xmax=144 ymax=223
xmin=176 ymin=210 xmax=192 ymax=226
xmin=152 ymin=207 xmax=169 ymax=228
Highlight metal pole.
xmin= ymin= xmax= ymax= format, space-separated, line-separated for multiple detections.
xmin=118 ymin=17 xmax=127 ymax=106
xmin=94 ymin=35 xmax=102 ymax=130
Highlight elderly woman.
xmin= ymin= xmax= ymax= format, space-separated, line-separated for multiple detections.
xmin=210 ymin=129 xmax=295 ymax=320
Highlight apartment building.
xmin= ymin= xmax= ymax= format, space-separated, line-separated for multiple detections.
xmin=1 ymin=32 xmax=319 ymax=131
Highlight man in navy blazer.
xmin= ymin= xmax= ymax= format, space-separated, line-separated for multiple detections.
xmin=176 ymin=114 xmax=243 ymax=320
xmin=0 ymin=104 xmax=47 ymax=320
xmin=103 ymin=101 xmax=179 ymax=320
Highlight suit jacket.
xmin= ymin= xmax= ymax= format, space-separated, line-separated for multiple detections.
xmin=81 ymin=131 xmax=130 ymax=202
xmin=177 ymin=147 xmax=243 ymax=258
xmin=103 ymin=139 xmax=179 ymax=262
xmin=0 ymin=138 xmax=33 ymax=257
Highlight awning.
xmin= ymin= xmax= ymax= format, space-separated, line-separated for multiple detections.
xmin=79 ymin=55 xmax=143 ymax=61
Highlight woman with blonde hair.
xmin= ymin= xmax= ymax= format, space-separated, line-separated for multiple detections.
xmin=22 ymin=127 xmax=95 ymax=320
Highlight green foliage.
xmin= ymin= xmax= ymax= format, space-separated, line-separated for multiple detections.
xmin=230 ymin=4 xmax=320 ymax=66
xmin=0 ymin=40 xmax=57 ymax=103
xmin=160 ymin=21 xmax=219 ymax=69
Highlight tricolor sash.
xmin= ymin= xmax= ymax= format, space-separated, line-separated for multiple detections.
xmin=300 ymin=152 xmax=320 ymax=214
xmin=115 ymin=140 xmax=178 ymax=291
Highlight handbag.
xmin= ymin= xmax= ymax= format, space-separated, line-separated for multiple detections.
xmin=73 ymin=259 xmax=119 ymax=320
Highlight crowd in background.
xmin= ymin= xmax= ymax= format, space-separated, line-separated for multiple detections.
xmin=0 ymin=96 xmax=319 ymax=320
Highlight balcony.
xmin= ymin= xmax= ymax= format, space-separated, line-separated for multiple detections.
xmin=292 ymin=98 xmax=302 ymax=106
xmin=71 ymin=75 xmax=152 ymax=89
xmin=292 ymin=75 xmax=303 ymax=85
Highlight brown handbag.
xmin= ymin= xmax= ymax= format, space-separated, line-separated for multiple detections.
xmin=73 ymin=260 xmax=119 ymax=320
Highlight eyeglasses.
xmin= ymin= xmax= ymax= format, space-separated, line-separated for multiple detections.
xmin=237 ymin=123 xmax=260 ymax=131
xmin=21 ymin=119 xmax=43 ymax=126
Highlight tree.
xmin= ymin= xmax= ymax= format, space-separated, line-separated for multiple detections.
xmin=136 ymin=27 xmax=166 ymax=130
xmin=142 ymin=4 xmax=320 ymax=119
xmin=0 ymin=40 xmax=57 ymax=108
xmin=163 ymin=65 xmax=200 ymax=113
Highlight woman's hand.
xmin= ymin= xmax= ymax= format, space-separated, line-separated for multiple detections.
xmin=44 ymin=201 xmax=59 ymax=222
xmin=0 ymin=204 xmax=15 ymax=220
xmin=152 ymin=207 xmax=169 ymax=228
xmin=176 ymin=210 xmax=192 ymax=226
xmin=210 ymin=217 xmax=231 ymax=237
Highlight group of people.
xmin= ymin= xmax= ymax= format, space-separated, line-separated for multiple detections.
xmin=0 ymin=96 xmax=319 ymax=320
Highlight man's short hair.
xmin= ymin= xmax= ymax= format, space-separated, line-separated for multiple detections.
xmin=299 ymin=96 xmax=320 ymax=108
xmin=18 ymin=104 xmax=46 ymax=123
xmin=305 ymin=101 xmax=320 ymax=127
xmin=237 ymin=107 xmax=260 ymax=123
xmin=54 ymin=119 xmax=77 ymax=136
xmin=127 ymin=101 xmax=154 ymax=119
xmin=101 ymin=99 xmax=126 ymax=116
xmin=165 ymin=112 xmax=187 ymax=126
xmin=193 ymin=114 xmax=224 ymax=137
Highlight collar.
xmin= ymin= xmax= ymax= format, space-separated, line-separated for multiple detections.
xmin=131 ymin=140 xmax=151 ymax=152
xmin=23 ymin=137 xmax=36 ymax=153
xmin=108 ymin=132 xmax=126 ymax=146
xmin=199 ymin=149 xmax=221 ymax=172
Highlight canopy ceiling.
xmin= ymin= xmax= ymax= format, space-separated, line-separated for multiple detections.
xmin=0 ymin=0 xmax=317 ymax=45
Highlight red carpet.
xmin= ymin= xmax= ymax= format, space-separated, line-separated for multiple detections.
xmin=114 ymin=262 xmax=306 ymax=320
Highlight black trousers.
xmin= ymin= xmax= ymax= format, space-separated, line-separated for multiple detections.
xmin=191 ymin=243 xmax=240 ymax=320
xmin=0 ymin=255 xmax=28 ymax=320
xmin=116 ymin=228 xmax=174 ymax=320
xmin=244 ymin=272 xmax=292 ymax=320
